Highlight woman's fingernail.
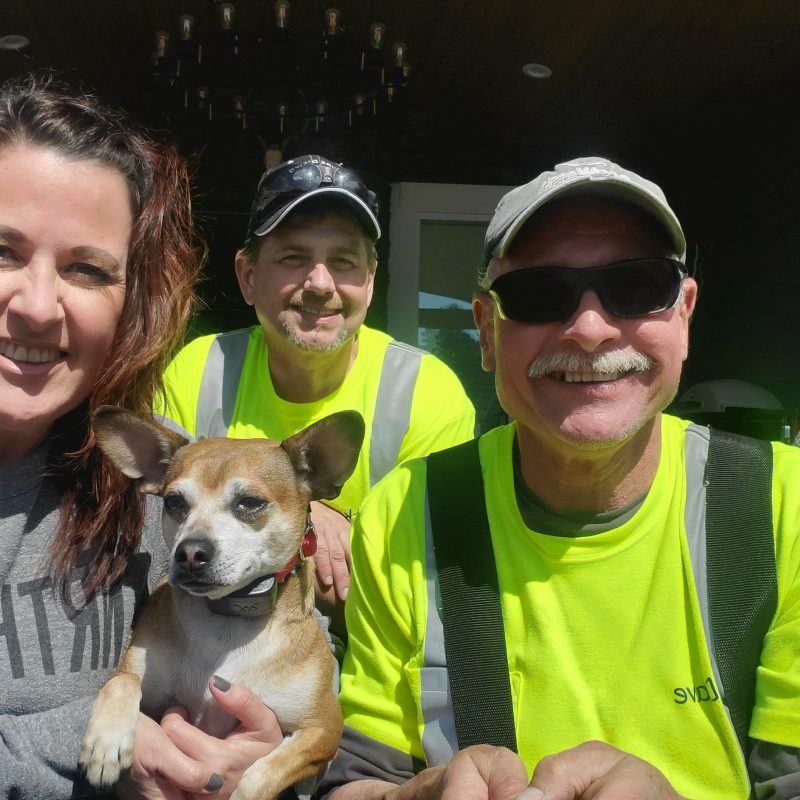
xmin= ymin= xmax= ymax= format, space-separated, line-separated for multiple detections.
xmin=212 ymin=675 xmax=231 ymax=692
xmin=514 ymin=790 xmax=545 ymax=800
xmin=205 ymin=773 xmax=224 ymax=791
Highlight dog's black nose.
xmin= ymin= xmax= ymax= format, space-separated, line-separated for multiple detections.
xmin=174 ymin=538 xmax=215 ymax=572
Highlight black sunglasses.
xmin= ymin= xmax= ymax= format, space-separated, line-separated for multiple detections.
xmin=488 ymin=258 xmax=688 ymax=324
xmin=249 ymin=159 xmax=378 ymax=234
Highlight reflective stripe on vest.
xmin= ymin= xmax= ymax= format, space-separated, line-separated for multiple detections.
xmin=419 ymin=423 xmax=744 ymax=767
xmin=420 ymin=492 xmax=459 ymax=764
xmin=682 ymin=424 xmax=745 ymax=766
xmin=196 ymin=329 xmax=251 ymax=438
xmin=370 ymin=341 xmax=424 ymax=486
xmin=196 ymin=330 xmax=423 ymax=487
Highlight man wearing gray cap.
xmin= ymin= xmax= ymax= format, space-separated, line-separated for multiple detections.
xmin=159 ymin=154 xmax=475 ymax=641
xmin=319 ymin=157 xmax=800 ymax=798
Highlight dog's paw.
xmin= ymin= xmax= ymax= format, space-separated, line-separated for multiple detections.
xmin=79 ymin=718 xmax=136 ymax=787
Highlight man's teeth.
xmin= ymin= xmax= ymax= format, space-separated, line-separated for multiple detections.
xmin=0 ymin=342 xmax=60 ymax=364
xmin=556 ymin=371 xmax=624 ymax=383
xmin=299 ymin=307 xmax=340 ymax=316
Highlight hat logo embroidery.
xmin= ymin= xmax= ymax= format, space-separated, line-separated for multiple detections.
xmin=539 ymin=166 xmax=627 ymax=197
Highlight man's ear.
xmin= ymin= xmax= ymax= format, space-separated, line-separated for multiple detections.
xmin=282 ymin=411 xmax=365 ymax=501
xmin=681 ymin=276 xmax=698 ymax=319
xmin=678 ymin=276 xmax=699 ymax=361
xmin=235 ymin=250 xmax=256 ymax=306
xmin=473 ymin=292 xmax=497 ymax=372
xmin=93 ymin=407 xmax=188 ymax=494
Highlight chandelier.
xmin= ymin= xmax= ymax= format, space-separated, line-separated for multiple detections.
xmin=147 ymin=1 xmax=412 ymax=154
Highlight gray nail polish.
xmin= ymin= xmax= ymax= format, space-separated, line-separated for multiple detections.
xmin=213 ymin=674 xmax=231 ymax=691
xmin=205 ymin=773 xmax=224 ymax=792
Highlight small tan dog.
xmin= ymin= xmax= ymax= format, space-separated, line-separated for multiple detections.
xmin=79 ymin=406 xmax=364 ymax=799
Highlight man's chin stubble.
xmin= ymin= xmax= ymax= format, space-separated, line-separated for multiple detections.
xmin=281 ymin=321 xmax=353 ymax=353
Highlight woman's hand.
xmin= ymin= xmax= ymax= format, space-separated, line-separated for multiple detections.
xmin=114 ymin=713 xmax=215 ymax=800
xmin=163 ymin=677 xmax=283 ymax=799
xmin=117 ymin=678 xmax=283 ymax=799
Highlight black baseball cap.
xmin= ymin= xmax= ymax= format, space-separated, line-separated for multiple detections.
xmin=245 ymin=154 xmax=381 ymax=242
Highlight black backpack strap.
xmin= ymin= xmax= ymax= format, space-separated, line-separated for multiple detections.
xmin=705 ymin=428 xmax=777 ymax=757
xmin=426 ymin=439 xmax=517 ymax=752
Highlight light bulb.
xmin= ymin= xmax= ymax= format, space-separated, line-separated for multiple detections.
xmin=369 ymin=22 xmax=386 ymax=49
xmin=324 ymin=8 xmax=341 ymax=36
xmin=265 ymin=147 xmax=283 ymax=172
xmin=178 ymin=14 xmax=195 ymax=41
xmin=154 ymin=30 xmax=170 ymax=59
xmin=219 ymin=3 xmax=235 ymax=30
xmin=277 ymin=101 xmax=288 ymax=133
xmin=274 ymin=0 xmax=291 ymax=29
xmin=391 ymin=41 xmax=407 ymax=67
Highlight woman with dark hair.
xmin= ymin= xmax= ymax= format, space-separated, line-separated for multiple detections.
xmin=0 ymin=74 xmax=280 ymax=798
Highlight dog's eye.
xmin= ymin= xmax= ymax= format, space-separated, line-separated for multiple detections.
xmin=163 ymin=493 xmax=189 ymax=518
xmin=233 ymin=495 xmax=267 ymax=516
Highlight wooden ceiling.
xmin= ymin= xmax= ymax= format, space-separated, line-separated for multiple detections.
xmin=1 ymin=0 xmax=798 ymax=183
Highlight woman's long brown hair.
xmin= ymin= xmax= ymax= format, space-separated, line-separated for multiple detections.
xmin=0 ymin=74 xmax=203 ymax=596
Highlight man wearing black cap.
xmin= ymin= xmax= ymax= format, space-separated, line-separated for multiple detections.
xmin=160 ymin=155 xmax=475 ymax=638
xmin=319 ymin=157 xmax=800 ymax=798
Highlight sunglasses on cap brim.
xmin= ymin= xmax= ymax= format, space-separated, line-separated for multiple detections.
xmin=252 ymin=160 xmax=377 ymax=220
xmin=488 ymin=257 xmax=688 ymax=324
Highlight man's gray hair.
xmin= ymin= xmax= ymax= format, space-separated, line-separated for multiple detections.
xmin=476 ymin=260 xmax=495 ymax=292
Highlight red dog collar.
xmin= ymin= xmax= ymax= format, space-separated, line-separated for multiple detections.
xmin=206 ymin=513 xmax=318 ymax=616
xmin=275 ymin=515 xmax=317 ymax=583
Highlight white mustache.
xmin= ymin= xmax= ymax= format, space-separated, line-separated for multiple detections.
xmin=527 ymin=350 xmax=654 ymax=379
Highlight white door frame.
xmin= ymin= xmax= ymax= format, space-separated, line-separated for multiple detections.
xmin=386 ymin=182 xmax=512 ymax=344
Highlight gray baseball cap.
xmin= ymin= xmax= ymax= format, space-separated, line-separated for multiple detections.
xmin=484 ymin=156 xmax=686 ymax=264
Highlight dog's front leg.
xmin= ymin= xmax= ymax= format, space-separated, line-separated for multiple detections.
xmin=80 ymin=585 xmax=176 ymax=788
xmin=231 ymin=721 xmax=343 ymax=800
xmin=79 ymin=653 xmax=145 ymax=787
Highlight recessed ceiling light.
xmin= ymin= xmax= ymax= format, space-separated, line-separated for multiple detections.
xmin=0 ymin=34 xmax=30 ymax=51
xmin=522 ymin=63 xmax=552 ymax=79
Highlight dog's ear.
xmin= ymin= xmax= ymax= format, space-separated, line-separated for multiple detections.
xmin=93 ymin=406 xmax=189 ymax=494
xmin=281 ymin=410 xmax=365 ymax=501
